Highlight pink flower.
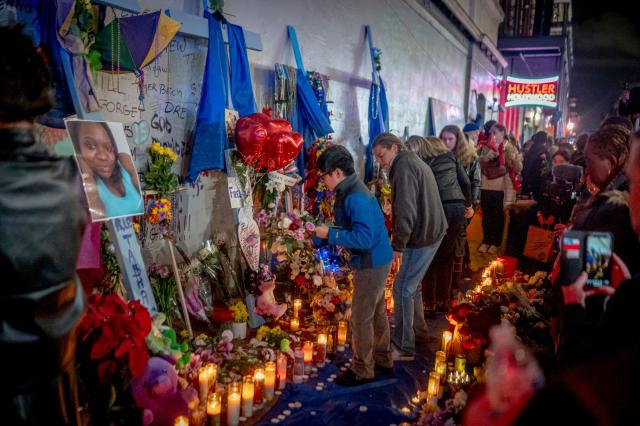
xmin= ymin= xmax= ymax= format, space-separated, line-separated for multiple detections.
xmin=294 ymin=229 xmax=305 ymax=241
xmin=305 ymin=222 xmax=316 ymax=232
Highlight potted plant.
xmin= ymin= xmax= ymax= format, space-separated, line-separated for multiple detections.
xmin=229 ymin=300 xmax=248 ymax=339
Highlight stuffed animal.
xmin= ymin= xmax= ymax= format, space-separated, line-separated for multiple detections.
xmin=146 ymin=315 xmax=191 ymax=370
xmin=254 ymin=266 xmax=287 ymax=320
xmin=132 ymin=357 xmax=197 ymax=426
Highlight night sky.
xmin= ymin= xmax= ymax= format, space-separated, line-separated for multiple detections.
xmin=571 ymin=2 xmax=640 ymax=132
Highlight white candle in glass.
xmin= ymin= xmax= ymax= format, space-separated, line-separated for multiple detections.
xmin=264 ymin=361 xmax=276 ymax=400
xmin=227 ymin=383 xmax=241 ymax=426
xmin=241 ymin=375 xmax=254 ymax=417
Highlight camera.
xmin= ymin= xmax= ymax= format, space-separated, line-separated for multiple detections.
xmin=541 ymin=164 xmax=583 ymax=205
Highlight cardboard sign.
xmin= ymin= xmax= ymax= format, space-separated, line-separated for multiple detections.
xmin=267 ymin=171 xmax=300 ymax=187
xmin=227 ymin=176 xmax=248 ymax=209
xmin=237 ymin=208 xmax=260 ymax=271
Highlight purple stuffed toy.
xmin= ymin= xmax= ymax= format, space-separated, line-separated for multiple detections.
xmin=131 ymin=357 xmax=197 ymax=426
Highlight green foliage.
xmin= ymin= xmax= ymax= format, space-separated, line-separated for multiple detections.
xmin=143 ymin=142 xmax=180 ymax=196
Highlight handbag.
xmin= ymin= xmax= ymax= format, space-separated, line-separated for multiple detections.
xmin=523 ymin=225 xmax=555 ymax=262
xmin=480 ymin=155 xmax=507 ymax=179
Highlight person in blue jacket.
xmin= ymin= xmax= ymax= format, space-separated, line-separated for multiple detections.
xmin=314 ymin=145 xmax=394 ymax=386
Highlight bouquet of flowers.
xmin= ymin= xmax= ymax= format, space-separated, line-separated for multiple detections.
xmin=255 ymin=325 xmax=291 ymax=346
xmin=198 ymin=241 xmax=245 ymax=305
xmin=148 ymin=263 xmax=179 ymax=326
xmin=417 ymin=390 xmax=468 ymax=426
xmin=229 ymin=301 xmax=248 ymax=323
xmin=310 ymin=285 xmax=351 ymax=322
xmin=143 ymin=142 xmax=179 ymax=195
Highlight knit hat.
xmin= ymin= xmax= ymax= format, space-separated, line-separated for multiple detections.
xmin=463 ymin=122 xmax=480 ymax=132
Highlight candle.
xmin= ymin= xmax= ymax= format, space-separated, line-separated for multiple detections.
xmin=277 ymin=352 xmax=288 ymax=389
xmin=290 ymin=318 xmax=300 ymax=332
xmin=199 ymin=366 xmax=211 ymax=404
xmin=293 ymin=347 xmax=305 ymax=384
xmin=190 ymin=409 xmax=205 ymax=426
xmin=455 ymin=355 xmax=466 ymax=373
xmin=327 ymin=331 xmax=335 ymax=354
xmin=253 ymin=367 xmax=265 ymax=406
xmin=293 ymin=299 xmax=302 ymax=319
xmin=303 ymin=341 xmax=313 ymax=374
xmin=226 ymin=383 xmax=241 ymax=426
xmin=316 ymin=334 xmax=327 ymax=366
xmin=337 ymin=320 xmax=348 ymax=351
xmin=442 ymin=331 xmax=452 ymax=354
xmin=427 ymin=372 xmax=440 ymax=399
xmin=264 ymin=361 xmax=276 ymax=400
xmin=174 ymin=416 xmax=189 ymax=426
xmin=435 ymin=351 xmax=447 ymax=378
xmin=206 ymin=392 xmax=221 ymax=426
xmin=241 ymin=375 xmax=254 ymax=417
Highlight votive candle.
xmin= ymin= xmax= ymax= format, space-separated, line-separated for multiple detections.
xmin=293 ymin=299 xmax=302 ymax=319
xmin=290 ymin=318 xmax=300 ymax=332
xmin=227 ymin=383 xmax=241 ymax=426
xmin=174 ymin=416 xmax=189 ymax=426
xmin=206 ymin=392 xmax=221 ymax=426
xmin=241 ymin=375 xmax=254 ymax=418
xmin=435 ymin=351 xmax=447 ymax=378
xmin=277 ymin=352 xmax=288 ymax=389
xmin=293 ymin=347 xmax=305 ymax=384
xmin=442 ymin=331 xmax=452 ymax=354
xmin=455 ymin=355 xmax=466 ymax=373
xmin=198 ymin=366 xmax=211 ymax=404
xmin=337 ymin=320 xmax=348 ymax=350
xmin=316 ymin=334 xmax=327 ymax=366
xmin=264 ymin=361 xmax=276 ymax=400
xmin=303 ymin=341 xmax=313 ymax=374
xmin=253 ymin=367 xmax=264 ymax=406
xmin=427 ymin=372 xmax=440 ymax=398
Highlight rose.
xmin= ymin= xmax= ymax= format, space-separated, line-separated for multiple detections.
xmin=305 ymin=222 xmax=315 ymax=232
xmin=282 ymin=217 xmax=292 ymax=229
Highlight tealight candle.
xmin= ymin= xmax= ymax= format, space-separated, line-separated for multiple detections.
xmin=290 ymin=318 xmax=299 ymax=332
xmin=227 ymin=383 xmax=241 ymax=426
xmin=253 ymin=367 xmax=265 ymax=406
xmin=316 ymin=334 xmax=327 ymax=366
xmin=337 ymin=320 xmax=348 ymax=351
xmin=174 ymin=415 xmax=189 ymax=426
xmin=241 ymin=375 xmax=254 ymax=418
xmin=293 ymin=299 xmax=302 ymax=319
xmin=427 ymin=372 xmax=440 ymax=399
xmin=206 ymin=392 xmax=221 ymax=426
xmin=455 ymin=355 xmax=466 ymax=373
xmin=434 ymin=351 xmax=447 ymax=378
xmin=277 ymin=352 xmax=288 ymax=389
xmin=442 ymin=331 xmax=452 ymax=354
xmin=264 ymin=361 xmax=276 ymax=400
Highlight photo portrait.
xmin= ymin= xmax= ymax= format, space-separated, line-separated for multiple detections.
xmin=65 ymin=119 xmax=144 ymax=222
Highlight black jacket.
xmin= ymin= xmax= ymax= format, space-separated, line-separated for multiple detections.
xmin=522 ymin=140 xmax=549 ymax=199
xmin=389 ymin=151 xmax=448 ymax=251
xmin=0 ymin=128 xmax=86 ymax=393
xmin=464 ymin=158 xmax=481 ymax=206
xmin=424 ymin=152 xmax=471 ymax=206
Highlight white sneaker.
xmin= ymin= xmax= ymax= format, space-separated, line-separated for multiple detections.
xmin=477 ymin=243 xmax=489 ymax=253
xmin=488 ymin=245 xmax=498 ymax=255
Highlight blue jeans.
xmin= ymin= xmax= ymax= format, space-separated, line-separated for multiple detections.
xmin=391 ymin=240 xmax=442 ymax=355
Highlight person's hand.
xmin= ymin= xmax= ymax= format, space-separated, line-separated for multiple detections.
xmin=611 ymin=252 xmax=631 ymax=289
xmin=554 ymin=223 xmax=567 ymax=235
xmin=315 ymin=225 xmax=329 ymax=239
xmin=562 ymin=272 xmax=616 ymax=307
xmin=464 ymin=206 xmax=475 ymax=219
xmin=393 ymin=251 xmax=403 ymax=264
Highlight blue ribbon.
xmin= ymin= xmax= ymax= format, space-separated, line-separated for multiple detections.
xmin=365 ymin=78 xmax=388 ymax=182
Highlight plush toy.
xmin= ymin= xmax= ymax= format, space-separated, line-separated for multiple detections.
xmin=146 ymin=314 xmax=191 ymax=369
xmin=132 ymin=357 xmax=198 ymax=426
xmin=254 ymin=266 xmax=287 ymax=320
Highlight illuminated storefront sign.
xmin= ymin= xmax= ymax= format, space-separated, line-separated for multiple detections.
xmin=504 ymin=75 xmax=559 ymax=108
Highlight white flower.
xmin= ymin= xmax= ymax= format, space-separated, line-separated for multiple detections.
xmin=282 ymin=217 xmax=292 ymax=228
xmin=312 ymin=275 xmax=323 ymax=286
xmin=276 ymin=182 xmax=286 ymax=192
xmin=222 ymin=330 xmax=234 ymax=341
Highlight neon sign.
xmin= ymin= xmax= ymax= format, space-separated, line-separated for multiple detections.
xmin=504 ymin=75 xmax=559 ymax=108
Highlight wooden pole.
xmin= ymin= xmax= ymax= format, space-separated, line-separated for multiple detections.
xmin=167 ymin=238 xmax=193 ymax=338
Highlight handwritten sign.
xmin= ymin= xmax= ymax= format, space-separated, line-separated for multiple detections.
xmin=267 ymin=171 xmax=301 ymax=187
xmin=237 ymin=208 xmax=260 ymax=271
xmin=107 ymin=217 xmax=157 ymax=314
xmin=227 ymin=177 xmax=245 ymax=209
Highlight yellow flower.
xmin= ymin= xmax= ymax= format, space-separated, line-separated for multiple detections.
xmin=133 ymin=222 xmax=140 ymax=233
xmin=179 ymin=329 xmax=190 ymax=339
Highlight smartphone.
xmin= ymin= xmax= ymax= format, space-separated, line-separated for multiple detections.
xmin=559 ymin=231 xmax=613 ymax=288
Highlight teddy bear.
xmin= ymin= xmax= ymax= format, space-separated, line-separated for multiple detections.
xmin=254 ymin=266 xmax=287 ymax=321
xmin=131 ymin=357 xmax=197 ymax=426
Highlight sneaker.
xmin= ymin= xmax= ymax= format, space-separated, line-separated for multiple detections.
xmin=478 ymin=243 xmax=489 ymax=253
xmin=392 ymin=348 xmax=415 ymax=361
xmin=335 ymin=369 xmax=374 ymax=386
xmin=374 ymin=363 xmax=394 ymax=374
xmin=488 ymin=245 xmax=498 ymax=255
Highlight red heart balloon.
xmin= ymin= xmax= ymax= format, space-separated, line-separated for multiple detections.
xmin=235 ymin=117 xmax=267 ymax=166
xmin=268 ymin=119 xmax=293 ymax=134
xmin=264 ymin=131 xmax=304 ymax=171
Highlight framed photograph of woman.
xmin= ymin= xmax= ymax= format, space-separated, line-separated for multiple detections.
xmin=65 ymin=119 xmax=144 ymax=222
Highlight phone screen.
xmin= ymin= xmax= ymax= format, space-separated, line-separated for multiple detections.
xmin=585 ymin=234 xmax=613 ymax=287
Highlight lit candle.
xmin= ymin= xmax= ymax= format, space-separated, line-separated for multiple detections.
xmin=401 ymin=407 xmax=411 ymax=415
xmin=241 ymin=375 xmax=254 ymax=417
xmin=174 ymin=416 xmax=189 ymax=426
xmin=207 ymin=363 xmax=217 ymax=389
xmin=337 ymin=320 xmax=348 ymax=351
xmin=442 ymin=331 xmax=452 ymax=354
xmin=303 ymin=341 xmax=313 ymax=374
xmin=293 ymin=347 xmax=305 ymax=384
xmin=427 ymin=372 xmax=440 ymax=399
xmin=435 ymin=351 xmax=447 ymax=378
xmin=264 ymin=361 xmax=276 ymax=400
xmin=455 ymin=355 xmax=466 ymax=373
xmin=253 ymin=367 xmax=265 ymax=406
xmin=206 ymin=392 xmax=221 ymax=426
xmin=290 ymin=318 xmax=300 ymax=332
xmin=277 ymin=352 xmax=288 ymax=389
xmin=316 ymin=334 xmax=327 ymax=366
xmin=227 ymin=383 xmax=241 ymax=426
xmin=293 ymin=299 xmax=302 ymax=319
xmin=198 ymin=366 xmax=211 ymax=404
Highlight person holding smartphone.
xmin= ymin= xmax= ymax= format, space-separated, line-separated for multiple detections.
xmin=314 ymin=145 xmax=393 ymax=386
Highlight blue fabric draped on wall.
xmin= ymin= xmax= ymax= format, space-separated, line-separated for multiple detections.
xmin=227 ymin=22 xmax=256 ymax=118
xmin=365 ymin=78 xmax=388 ymax=183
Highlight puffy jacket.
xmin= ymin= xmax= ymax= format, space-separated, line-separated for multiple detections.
xmin=327 ymin=173 xmax=393 ymax=269
xmin=389 ymin=151 xmax=448 ymax=251
xmin=464 ymin=158 xmax=481 ymax=206
xmin=424 ymin=151 xmax=471 ymax=206
xmin=0 ymin=128 xmax=86 ymax=393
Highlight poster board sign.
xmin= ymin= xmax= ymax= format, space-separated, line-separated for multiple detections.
xmin=65 ymin=119 xmax=144 ymax=222
xmin=429 ymin=98 xmax=465 ymax=136
xmin=504 ymin=75 xmax=559 ymax=108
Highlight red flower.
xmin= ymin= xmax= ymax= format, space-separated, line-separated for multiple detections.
xmin=294 ymin=275 xmax=306 ymax=286
xmin=330 ymin=296 xmax=341 ymax=305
